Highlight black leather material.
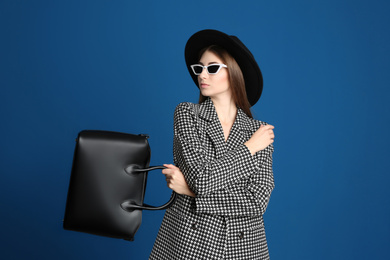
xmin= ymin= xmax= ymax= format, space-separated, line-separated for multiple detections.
xmin=63 ymin=130 xmax=176 ymax=241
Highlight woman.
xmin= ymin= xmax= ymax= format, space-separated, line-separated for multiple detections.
xmin=150 ymin=29 xmax=275 ymax=259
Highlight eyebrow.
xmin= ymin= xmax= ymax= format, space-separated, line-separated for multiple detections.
xmin=198 ymin=61 xmax=219 ymax=65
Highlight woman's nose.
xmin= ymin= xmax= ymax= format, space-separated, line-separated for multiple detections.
xmin=199 ymin=67 xmax=208 ymax=78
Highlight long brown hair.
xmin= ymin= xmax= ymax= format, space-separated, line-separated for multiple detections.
xmin=198 ymin=45 xmax=253 ymax=118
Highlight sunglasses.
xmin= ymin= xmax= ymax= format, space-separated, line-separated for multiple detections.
xmin=190 ymin=64 xmax=228 ymax=75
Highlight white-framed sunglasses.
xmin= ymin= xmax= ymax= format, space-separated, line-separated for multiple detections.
xmin=190 ymin=64 xmax=228 ymax=75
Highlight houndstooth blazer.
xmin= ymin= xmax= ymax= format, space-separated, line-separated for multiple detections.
xmin=150 ymin=98 xmax=274 ymax=260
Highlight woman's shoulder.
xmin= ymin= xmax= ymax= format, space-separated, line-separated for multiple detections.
xmin=175 ymin=101 xmax=199 ymax=110
xmin=174 ymin=102 xmax=201 ymax=121
xmin=174 ymin=102 xmax=199 ymax=114
xmin=239 ymin=109 xmax=269 ymax=129
xmin=251 ymin=117 xmax=269 ymax=126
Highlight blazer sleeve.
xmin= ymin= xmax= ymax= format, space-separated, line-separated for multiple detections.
xmin=194 ymin=148 xmax=274 ymax=217
xmin=173 ymin=102 xmax=275 ymax=217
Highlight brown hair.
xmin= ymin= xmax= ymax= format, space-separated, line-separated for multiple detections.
xmin=197 ymin=45 xmax=253 ymax=118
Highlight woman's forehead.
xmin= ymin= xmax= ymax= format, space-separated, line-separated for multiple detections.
xmin=199 ymin=50 xmax=223 ymax=65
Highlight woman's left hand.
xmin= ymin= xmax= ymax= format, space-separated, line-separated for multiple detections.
xmin=162 ymin=164 xmax=195 ymax=197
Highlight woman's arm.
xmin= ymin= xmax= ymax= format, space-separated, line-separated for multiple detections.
xmin=194 ymin=150 xmax=274 ymax=217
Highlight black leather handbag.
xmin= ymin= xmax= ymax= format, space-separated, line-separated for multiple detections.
xmin=63 ymin=130 xmax=175 ymax=241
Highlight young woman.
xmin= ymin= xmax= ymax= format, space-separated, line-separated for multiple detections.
xmin=150 ymin=29 xmax=275 ymax=260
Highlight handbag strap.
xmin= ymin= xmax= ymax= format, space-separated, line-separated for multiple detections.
xmin=121 ymin=165 xmax=177 ymax=211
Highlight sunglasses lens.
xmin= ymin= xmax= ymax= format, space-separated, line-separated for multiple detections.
xmin=207 ymin=65 xmax=220 ymax=74
xmin=192 ymin=65 xmax=203 ymax=75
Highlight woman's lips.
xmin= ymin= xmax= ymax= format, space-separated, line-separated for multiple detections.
xmin=200 ymin=83 xmax=209 ymax=88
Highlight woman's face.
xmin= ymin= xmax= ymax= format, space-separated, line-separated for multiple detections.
xmin=198 ymin=50 xmax=231 ymax=101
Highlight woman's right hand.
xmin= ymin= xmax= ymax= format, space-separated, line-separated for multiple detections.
xmin=244 ymin=124 xmax=275 ymax=155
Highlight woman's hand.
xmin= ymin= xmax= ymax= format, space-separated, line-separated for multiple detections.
xmin=244 ymin=124 xmax=275 ymax=155
xmin=162 ymin=164 xmax=195 ymax=197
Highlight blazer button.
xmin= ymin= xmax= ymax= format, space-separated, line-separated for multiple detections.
xmin=191 ymin=223 xmax=198 ymax=230
xmin=239 ymin=231 xmax=244 ymax=239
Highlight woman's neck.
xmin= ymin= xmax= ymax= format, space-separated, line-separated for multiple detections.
xmin=211 ymin=97 xmax=237 ymax=124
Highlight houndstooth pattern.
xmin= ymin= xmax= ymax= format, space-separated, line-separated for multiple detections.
xmin=149 ymin=98 xmax=274 ymax=260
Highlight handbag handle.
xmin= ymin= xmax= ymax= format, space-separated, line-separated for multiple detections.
xmin=121 ymin=165 xmax=177 ymax=211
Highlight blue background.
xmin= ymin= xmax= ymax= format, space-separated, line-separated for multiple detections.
xmin=1 ymin=0 xmax=389 ymax=259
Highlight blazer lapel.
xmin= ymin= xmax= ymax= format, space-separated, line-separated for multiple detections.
xmin=226 ymin=108 xmax=251 ymax=151
xmin=207 ymin=119 xmax=226 ymax=158
xmin=199 ymin=98 xmax=227 ymax=159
